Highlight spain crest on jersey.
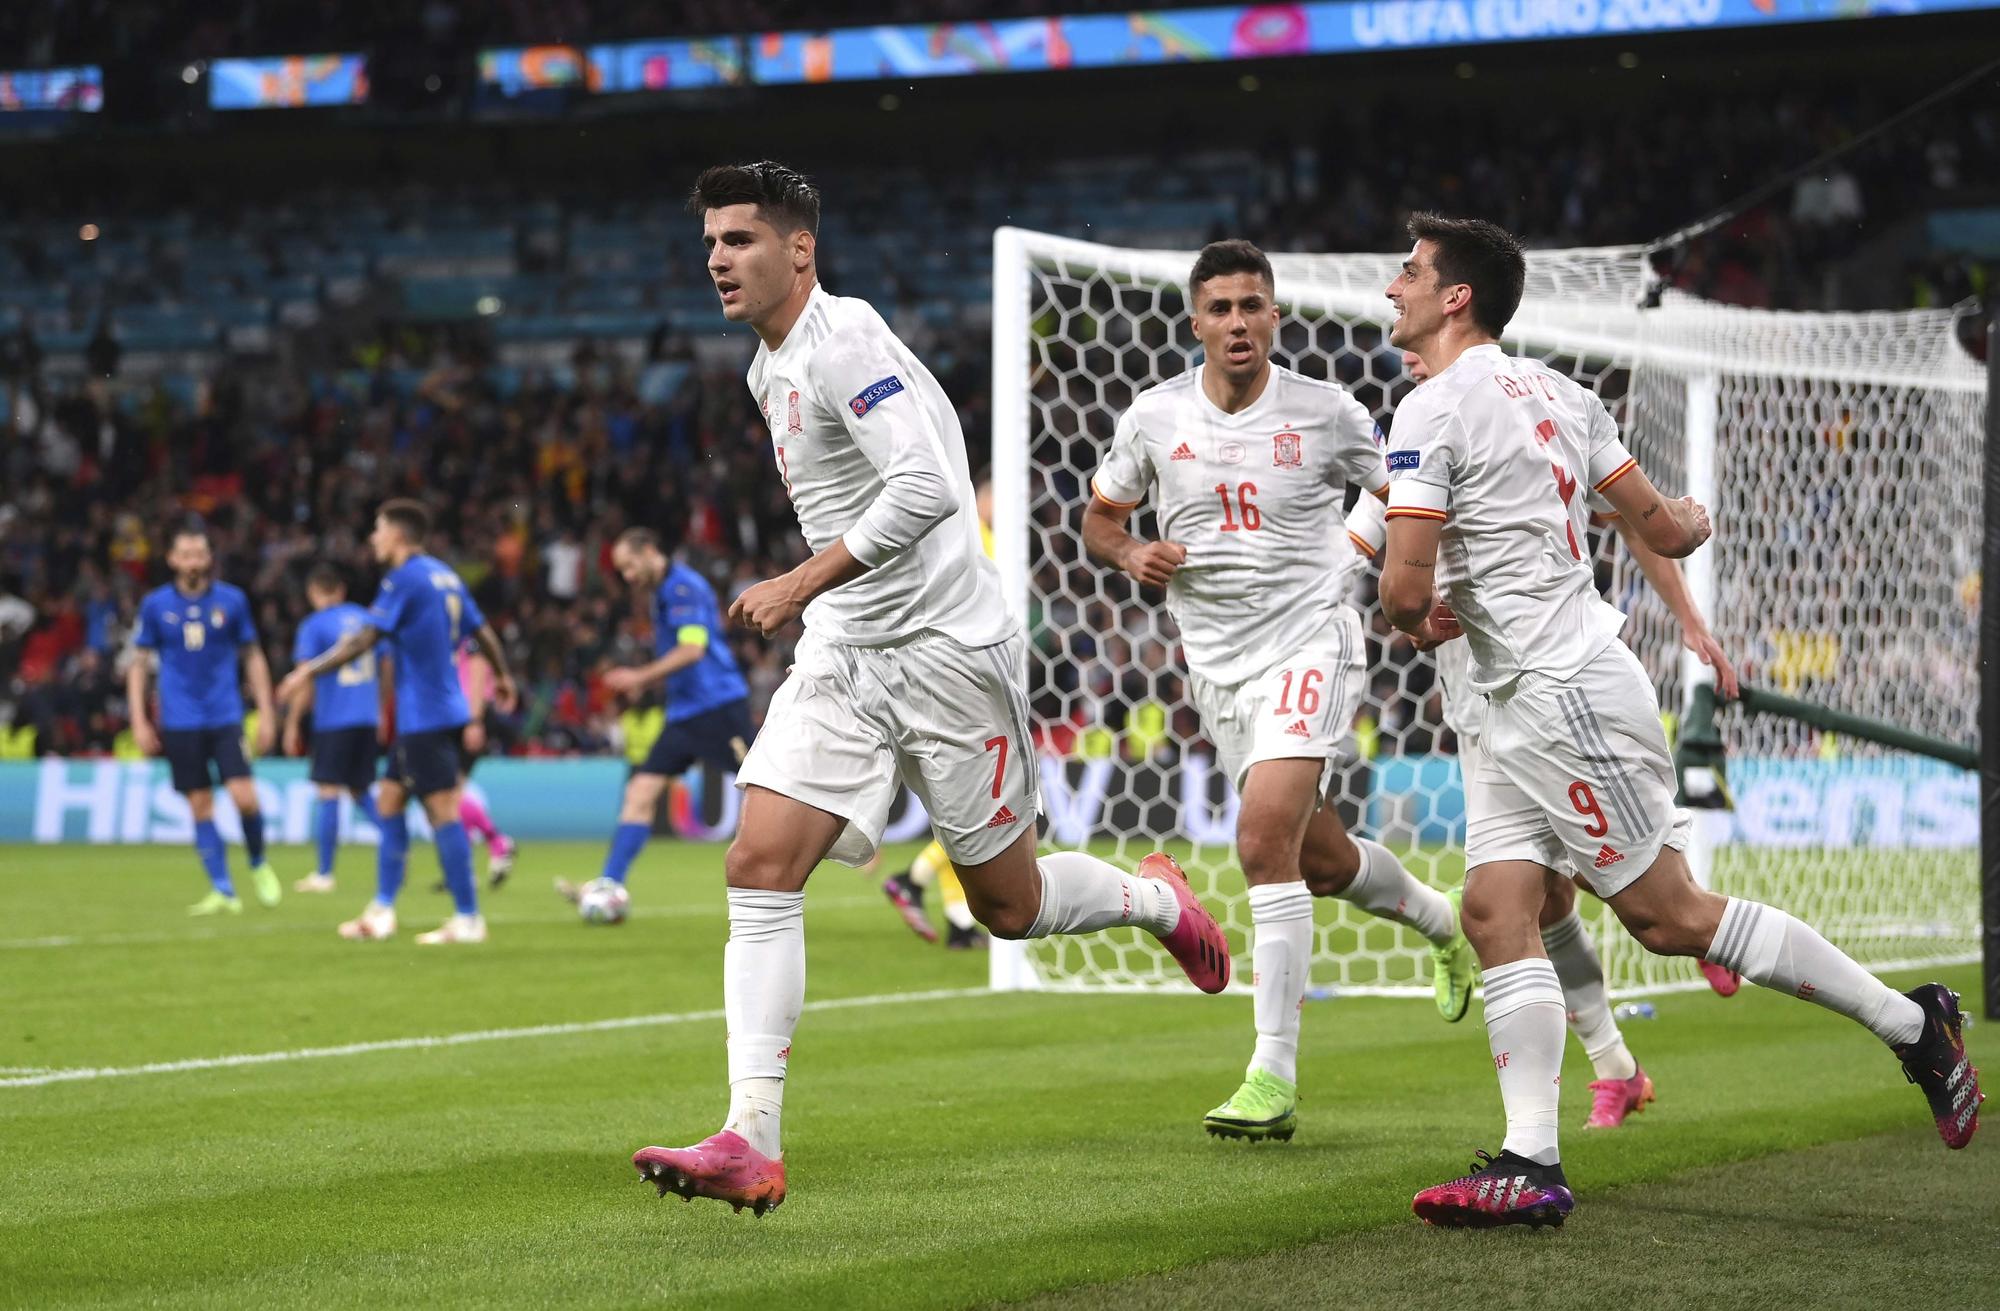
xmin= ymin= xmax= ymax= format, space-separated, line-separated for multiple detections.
xmin=787 ymin=390 xmax=803 ymax=435
xmin=1272 ymin=431 xmax=1302 ymax=468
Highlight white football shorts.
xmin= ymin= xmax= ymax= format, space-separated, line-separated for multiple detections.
xmin=1463 ymin=640 xmax=1690 ymax=898
xmin=1187 ymin=607 xmax=1366 ymax=805
xmin=736 ymin=627 xmax=1039 ymax=868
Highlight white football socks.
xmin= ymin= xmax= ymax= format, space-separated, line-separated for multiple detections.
xmin=723 ymin=887 xmax=805 ymax=1159
xmin=1541 ymin=908 xmax=1637 ymax=1081
xmin=1482 ymin=957 xmax=1567 ymax=1166
xmin=1705 ymin=896 xmax=1923 ymax=1046
xmin=1332 ymin=838 xmax=1455 ymax=946
xmin=1246 ymin=881 xmax=1314 ymax=1084
xmin=1025 ymin=850 xmax=1179 ymax=938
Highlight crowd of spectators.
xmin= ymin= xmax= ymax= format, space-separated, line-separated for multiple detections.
xmin=2 ymin=68 xmax=1993 ymax=762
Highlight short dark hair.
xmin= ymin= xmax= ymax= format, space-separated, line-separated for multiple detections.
xmin=1188 ymin=239 xmax=1274 ymax=302
xmin=377 ymin=498 xmax=432 ymax=544
xmin=168 ymin=520 xmax=209 ymax=548
xmin=306 ymin=563 xmax=345 ymax=594
xmin=688 ymin=161 xmax=820 ymax=236
xmin=1406 ymin=212 xmax=1526 ymax=337
xmin=616 ymin=527 xmax=663 ymax=555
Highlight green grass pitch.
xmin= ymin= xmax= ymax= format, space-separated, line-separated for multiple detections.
xmin=2 ymin=839 xmax=1991 ymax=1309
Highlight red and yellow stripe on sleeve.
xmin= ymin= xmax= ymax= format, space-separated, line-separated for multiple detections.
xmin=1593 ymin=458 xmax=1638 ymax=494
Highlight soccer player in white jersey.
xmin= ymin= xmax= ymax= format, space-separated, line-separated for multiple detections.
xmin=1374 ymin=213 xmax=1979 ymax=1228
xmin=630 ymin=161 xmax=1235 ymax=1218
xmin=1083 ymin=240 xmax=1476 ymax=1145
xmin=1349 ymin=350 xmax=1742 ymax=1129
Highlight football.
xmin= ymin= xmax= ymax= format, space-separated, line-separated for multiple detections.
xmin=577 ymin=878 xmax=631 ymax=925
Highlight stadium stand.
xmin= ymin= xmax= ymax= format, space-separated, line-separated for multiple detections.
xmin=2 ymin=45 xmax=1994 ymax=760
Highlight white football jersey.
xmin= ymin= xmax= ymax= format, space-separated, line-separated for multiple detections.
xmin=747 ymin=286 xmax=1012 ymax=649
xmin=1385 ymin=343 xmax=1634 ymax=696
xmin=1093 ymin=363 xmax=1389 ymax=687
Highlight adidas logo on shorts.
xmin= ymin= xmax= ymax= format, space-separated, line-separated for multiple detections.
xmin=1283 ymin=719 xmax=1311 ymax=739
xmin=986 ymin=805 xmax=1019 ymax=829
xmin=1170 ymin=442 xmax=1196 ymax=461
xmin=1593 ymin=844 xmax=1625 ymax=869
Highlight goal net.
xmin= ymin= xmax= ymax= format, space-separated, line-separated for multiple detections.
xmin=989 ymin=227 xmax=1984 ymax=998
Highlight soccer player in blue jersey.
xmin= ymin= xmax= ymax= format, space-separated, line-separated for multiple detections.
xmin=284 ymin=564 xmax=386 ymax=894
xmin=126 ymin=526 xmax=281 ymax=914
xmin=557 ymin=528 xmax=754 ymax=913
xmin=278 ymin=499 xmax=519 ymax=945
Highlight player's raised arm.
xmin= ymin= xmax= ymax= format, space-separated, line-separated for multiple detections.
xmin=1082 ymin=408 xmax=1183 ymax=587
xmin=1586 ymin=405 xmax=1710 ymax=559
xmin=731 ymin=333 xmax=957 ymax=636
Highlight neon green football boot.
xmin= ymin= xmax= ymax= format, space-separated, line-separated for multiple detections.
xmin=1202 ymin=1068 xmax=1298 ymax=1142
xmin=1431 ymin=886 xmax=1476 ymax=1023
xmin=249 ymin=862 xmax=282 ymax=908
xmin=188 ymin=890 xmax=244 ymax=917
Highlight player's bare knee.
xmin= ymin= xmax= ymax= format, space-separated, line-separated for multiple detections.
xmin=187 ymin=791 xmax=216 ymax=822
xmin=1628 ymin=916 xmax=1702 ymax=957
xmin=1237 ymin=827 xmax=1301 ymax=888
xmin=973 ymin=897 xmax=1036 ymax=940
xmin=723 ymin=838 xmax=803 ymax=892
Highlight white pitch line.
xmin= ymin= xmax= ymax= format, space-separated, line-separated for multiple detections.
xmin=0 ymin=986 xmax=993 ymax=1090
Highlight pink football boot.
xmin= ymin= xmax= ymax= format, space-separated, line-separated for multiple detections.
xmin=633 ymin=1131 xmax=787 ymax=1217
xmin=1584 ymin=1067 xmax=1656 ymax=1129
xmin=1139 ymin=852 xmax=1232 ymax=994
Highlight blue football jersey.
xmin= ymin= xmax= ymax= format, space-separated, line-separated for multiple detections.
xmin=134 ymin=582 xmax=258 ymax=730
xmin=368 ymin=554 xmax=484 ymax=735
xmin=294 ymin=602 xmax=380 ymax=731
xmin=656 ymin=562 xmax=750 ymax=721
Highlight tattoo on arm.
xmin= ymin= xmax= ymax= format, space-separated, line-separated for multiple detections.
xmin=1401 ymin=557 xmax=1433 ymax=568
xmin=1642 ymin=504 xmax=1660 ymax=519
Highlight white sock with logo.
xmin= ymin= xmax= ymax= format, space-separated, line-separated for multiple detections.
xmin=1026 ymin=851 xmax=1179 ymax=938
xmin=1246 ymin=881 xmax=1314 ymax=1084
xmin=1331 ymin=838 xmax=1455 ymax=946
xmin=1541 ymin=908 xmax=1636 ymax=1081
xmin=1706 ymin=897 xmax=1923 ymax=1046
xmin=723 ymin=888 xmax=805 ymax=1159
xmin=1482 ymin=957 xmax=1567 ymax=1166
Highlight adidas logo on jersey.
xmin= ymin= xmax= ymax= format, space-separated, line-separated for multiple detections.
xmin=1170 ymin=442 xmax=1196 ymax=461
xmin=986 ymin=805 xmax=1019 ymax=829
xmin=1593 ymin=844 xmax=1625 ymax=869
xmin=1283 ymin=719 xmax=1311 ymax=739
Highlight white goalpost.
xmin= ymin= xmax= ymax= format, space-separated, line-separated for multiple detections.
xmin=989 ymin=226 xmax=1984 ymax=998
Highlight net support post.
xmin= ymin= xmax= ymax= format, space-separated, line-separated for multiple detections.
xmin=989 ymin=226 xmax=1040 ymax=994
xmin=1983 ymin=307 xmax=2000 ymax=1019
xmin=1682 ymin=371 xmax=1723 ymax=894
